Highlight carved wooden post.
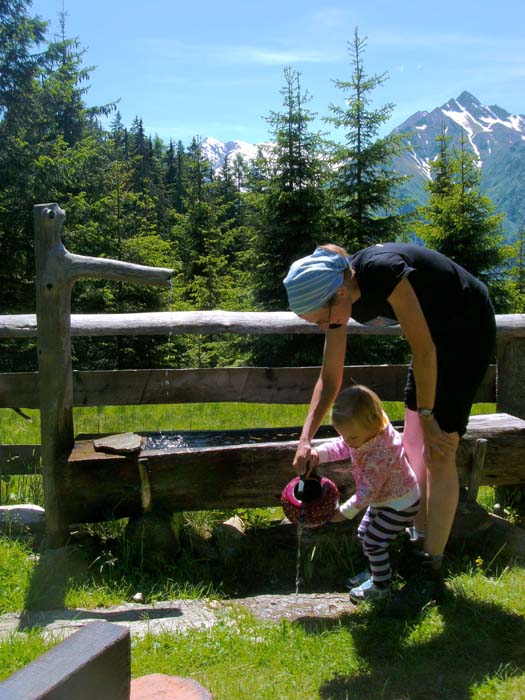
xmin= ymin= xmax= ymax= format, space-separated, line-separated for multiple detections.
xmin=34 ymin=204 xmax=74 ymax=545
xmin=34 ymin=203 xmax=173 ymax=546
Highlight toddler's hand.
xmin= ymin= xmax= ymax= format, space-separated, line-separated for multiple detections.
xmin=330 ymin=509 xmax=347 ymax=523
xmin=309 ymin=448 xmax=320 ymax=468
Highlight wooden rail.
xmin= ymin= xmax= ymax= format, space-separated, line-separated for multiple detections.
xmin=0 ymin=365 xmax=497 ymax=409
xmin=1 ymin=311 xmax=524 ymax=338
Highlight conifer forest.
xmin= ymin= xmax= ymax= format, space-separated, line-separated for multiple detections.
xmin=1 ymin=5 xmax=524 ymax=374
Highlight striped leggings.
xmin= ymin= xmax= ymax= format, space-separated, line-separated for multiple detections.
xmin=357 ymin=500 xmax=420 ymax=588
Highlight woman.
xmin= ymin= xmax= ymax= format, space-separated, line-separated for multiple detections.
xmin=283 ymin=243 xmax=496 ymax=613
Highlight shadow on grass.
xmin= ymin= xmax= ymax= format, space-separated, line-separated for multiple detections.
xmin=17 ymin=543 xmax=93 ymax=630
xmin=295 ymin=593 xmax=525 ymax=700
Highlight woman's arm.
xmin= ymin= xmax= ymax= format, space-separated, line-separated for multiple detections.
xmin=387 ymin=277 xmax=456 ymax=464
xmin=293 ymin=325 xmax=347 ymax=475
xmin=388 ymin=277 xmax=436 ymax=409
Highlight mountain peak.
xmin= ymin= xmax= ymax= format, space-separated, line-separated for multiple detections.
xmin=456 ymin=90 xmax=480 ymax=109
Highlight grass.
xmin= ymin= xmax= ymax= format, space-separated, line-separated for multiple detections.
xmin=1 ymin=401 xmax=525 ymax=698
xmin=127 ymin=570 xmax=525 ymax=699
xmin=2 ymin=565 xmax=525 ymax=699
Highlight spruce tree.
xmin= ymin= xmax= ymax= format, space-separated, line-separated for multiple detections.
xmin=325 ymin=28 xmax=409 ymax=249
xmin=252 ymin=66 xmax=328 ymax=311
xmin=0 ymin=0 xmax=47 ymax=315
xmin=415 ymin=129 xmax=509 ymax=304
xmin=508 ymin=227 xmax=525 ymax=313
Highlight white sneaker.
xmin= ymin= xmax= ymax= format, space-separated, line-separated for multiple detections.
xmin=406 ymin=526 xmax=425 ymax=544
xmin=350 ymin=578 xmax=391 ymax=603
xmin=346 ymin=570 xmax=371 ymax=588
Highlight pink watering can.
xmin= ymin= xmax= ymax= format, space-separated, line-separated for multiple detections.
xmin=281 ymin=474 xmax=340 ymax=528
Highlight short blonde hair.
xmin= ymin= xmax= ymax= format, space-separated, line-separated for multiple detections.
xmin=331 ymin=384 xmax=386 ymax=433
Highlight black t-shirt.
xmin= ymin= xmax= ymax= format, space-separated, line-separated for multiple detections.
xmin=349 ymin=243 xmax=492 ymax=338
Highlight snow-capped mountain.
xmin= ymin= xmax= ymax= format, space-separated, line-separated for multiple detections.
xmin=392 ymin=91 xmax=525 ymax=237
xmin=395 ymin=91 xmax=525 ymax=166
xmin=200 ymin=92 xmax=525 ymax=238
xmin=199 ymin=137 xmax=262 ymax=170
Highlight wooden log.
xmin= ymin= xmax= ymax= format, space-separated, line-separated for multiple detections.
xmin=0 ymin=363 xmax=497 ymax=408
xmin=456 ymin=414 xmax=525 ymax=486
xmin=0 ymin=621 xmax=130 ymax=700
xmin=466 ymin=438 xmax=487 ymax=501
xmin=0 ymin=311 xmax=523 ymax=339
xmin=65 ymin=252 xmax=172 ymax=288
xmin=59 ymin=413 xmax=525 ymax=524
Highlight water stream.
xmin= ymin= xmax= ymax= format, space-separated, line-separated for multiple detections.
xmin=295 ymin=517 xmax=305 ymax=595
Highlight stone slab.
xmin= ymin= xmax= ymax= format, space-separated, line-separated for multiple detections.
xmin=0 ymin=593 xmax=352 ymax=642
xmin=93 ymin=432 xmax=144 ymax=455
xmin=130 ymin=673 xmax=213 ymax=699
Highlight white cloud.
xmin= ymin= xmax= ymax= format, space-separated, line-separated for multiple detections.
xmin=145 ymin=39 xmax=344 ymax=66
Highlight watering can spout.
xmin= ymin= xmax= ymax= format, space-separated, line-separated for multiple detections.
xmin=296 ymin=474 xmax=305 ymax=500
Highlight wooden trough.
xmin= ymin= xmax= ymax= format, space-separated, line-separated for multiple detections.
xmin=61 ymin=413 xmax=525 ymax=526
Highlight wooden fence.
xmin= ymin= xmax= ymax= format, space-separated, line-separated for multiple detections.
xmin=0 ymin=203 xmax=524 ymax=545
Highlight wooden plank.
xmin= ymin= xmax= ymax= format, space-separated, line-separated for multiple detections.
xmin=0 ymin=373 xmax=39 ymax=407
xmin=0 ymin=621 xmax=130 ymax=700
xmin=0 ymin=363 xmax=497 ymax=408
xmin=0 ymin=311 xmax=523 ymax=339
xmin=59 ymin=413 xmax=525 ymax=524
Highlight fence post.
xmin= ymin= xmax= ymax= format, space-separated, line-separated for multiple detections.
xmin=34 ymin=203 xmax=74 ymax=546
xmin=496 ymin=336 xmax=525 ymax=420
xmin=34 ymin=203 xmax=173 ymax=546
xmin=496 ymin=334 xmax=525 ymax=508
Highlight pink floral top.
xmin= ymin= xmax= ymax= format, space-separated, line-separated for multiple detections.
xmin=316 ymin=418 xmax=420 ymax=520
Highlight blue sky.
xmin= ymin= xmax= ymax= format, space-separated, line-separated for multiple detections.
xmin=31 ymin=0 xmax=525 ymax=145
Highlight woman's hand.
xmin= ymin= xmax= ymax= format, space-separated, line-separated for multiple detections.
xmin=293 ymin=439 xmax=318 ymax=476
xmin=420 ymin=416 xmax=458 ymax=466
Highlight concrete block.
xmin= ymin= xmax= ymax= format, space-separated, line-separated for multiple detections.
xmin=0 ymin=621 xmax=130 ymax=700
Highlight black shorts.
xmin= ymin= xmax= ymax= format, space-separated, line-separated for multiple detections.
xmin=404 ymin=299 xmax=496 ymax=436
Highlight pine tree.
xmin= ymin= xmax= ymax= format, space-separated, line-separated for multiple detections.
xmin=325 ymin=28 xmax=410 ymax=249
xmin=0 ymin=0 xmax=48 ymax=315
xmin=415 ymin=129 xmax=509 ymax=303
xmin=508 ymin=227 xmax=525 ymax=312
xmin=251 ymin=66 xmax=328 ymax=311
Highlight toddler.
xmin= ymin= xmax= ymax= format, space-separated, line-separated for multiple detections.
xmin=311 ymin=384 xmax=420 ymax=602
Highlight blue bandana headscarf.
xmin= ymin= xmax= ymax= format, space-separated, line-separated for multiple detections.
xmin=283 ymin=247 xmax=351 ymax=315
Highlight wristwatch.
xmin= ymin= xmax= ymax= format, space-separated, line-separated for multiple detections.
xmin=417 ymin=407 xmax=434 ymax=418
